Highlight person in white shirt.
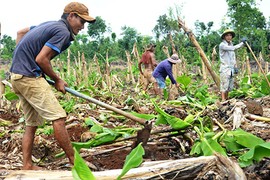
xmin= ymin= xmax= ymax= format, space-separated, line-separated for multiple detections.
xmin=219 ymin=29 xmax=246 ymax=101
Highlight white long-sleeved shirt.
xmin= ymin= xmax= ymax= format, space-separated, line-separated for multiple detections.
xmin=219 ymin=40 xmax=244 ymax=75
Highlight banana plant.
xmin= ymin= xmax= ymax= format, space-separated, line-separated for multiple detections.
xmin=230 ymin=73 xmax=270 ymax=98
xmin=71 ymin=118 xmax=139 ymax=152
xmin=221 ymin=128 xmax=269 ymax=167
xmin=117 ymin=143 xmax=145 ymax=179
xmin=72 ymin=148 xmax=96 ymax=180
xmin=71 ymin=143 xmax=145 ymax=180
xmin=190 ymin=126 xmax=227 ymax=157
xmin=152 ymin=100 xmax=194 ymax=130
xmin=176 ymin=74 xmax=191 ymax=92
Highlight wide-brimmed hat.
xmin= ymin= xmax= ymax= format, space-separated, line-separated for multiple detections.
xmin=168 ymin=54 xmax=181 ymax=64
xmin=64 ymin=2 xmax=96 ymax=23
xmin=221 ymin=29 xmax=235 ymax=39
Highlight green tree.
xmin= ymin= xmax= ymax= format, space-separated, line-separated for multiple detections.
xmin=152 ymin=6 xmax=187 ymax=60
xmin=194 ymin=21 xmax=220 ymax=57
xmin=87 ymin=16 xmax=107 ymax=41
xmin=153 ymin=14 xmax=179 ymax=40
xmin=0 ymin=35 xmax=16 ymax=60
xmin=117 ymin=26 xmax=142 ymax=60
xmin=152 ymin=13 xmax=181 ymax=60
xmin=85 ymin=16 xmax=118 ymax=61
xmin=225 ymin=0 xmax=267 ymax=54
xmin=62 ymin=16 xmax=114 ymax=61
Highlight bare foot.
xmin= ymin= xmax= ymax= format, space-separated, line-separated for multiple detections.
xmin=22 ymin=165 xmax=44 ymax=170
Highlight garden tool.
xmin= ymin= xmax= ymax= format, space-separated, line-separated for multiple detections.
xmin=244 ymin=41 xmax=270 ymax=88
xmin=46 ymin=79 xmax=152 ymax=148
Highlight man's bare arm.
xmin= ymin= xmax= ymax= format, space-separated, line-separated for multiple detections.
xmin=16 ymin=27 xmax=30 ymax=45
xmin=36 ymin=46 xmax=67 ymax=93
xmin=138 ymin=61 xmax=144 ymax=75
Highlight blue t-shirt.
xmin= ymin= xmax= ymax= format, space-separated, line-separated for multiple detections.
xmin=10 ymin=19 xmax=73 ymax=77
xmin=152 ymin=59 xmax=177 ymax=84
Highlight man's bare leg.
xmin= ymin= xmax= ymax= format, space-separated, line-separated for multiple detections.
xmin=143 ymin=82 xmax=149 ymax=92
xmin=142 ymin=75 xmax=149 ymax=91
xmin=153 ymin=82 xmax=159 ymax=95
xmin=225 ymin=92 xmax=229 ymax=100
xmin=53 ymin=118 xmax=74 ymax=165
xmin=22 ymin=126 xmax=43 ymax=170
xmin=221 ymin=91 xmax=228 ymax=101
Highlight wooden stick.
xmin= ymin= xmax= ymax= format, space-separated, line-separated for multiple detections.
xmin=131 ymin=43 xmax=143 ymax=86
xmin=105 ymin=50 xmax=112 ymax=90
xmin=162 ymin=46 xmax=170 ymax=58
xmin=246 ymin=113 xmax=270 ymax=122
xmin=245 ymin=42 xmax=270 ymax=87
xmin=246 ymin=55 xmax=252 ymax=83
xmin=265 ymin=62 xmax=269 ymax=74
xmin=125 ymin=50 xmax=136 ymax=84
xmin=47 ymin=79 xmax=146 ymax=125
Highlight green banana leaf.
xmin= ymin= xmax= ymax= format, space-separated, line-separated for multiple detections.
xmin=72 ymin=148 xmax=95 ymax=180
xmin=222 ymin=133 xmax=245 ymax=152
xmin=191 ymin=127 xmax=227 ymax=157
xmin=130 ymin=111 xmax=157 ymax=120
xmin=117 ymin=143 xmax=145 ymax=180
xmin=71 ymin=125 xmax=137 ymax=152
xmin=239 ymin=142 xmax=270 ymax=167
xmin=4 ymin=92 xmax=19 ymax=101
xmin=201 ymin=138 xmax=227 ymax=156
xmin=152 ymin=100 xmax=192 ymax=130
xmin=230 ymin=128 xmax=265 ymax=148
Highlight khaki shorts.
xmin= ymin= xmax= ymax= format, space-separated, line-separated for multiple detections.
xmin=143 ymin=69 xmax=156 ymax=84
xmin=220 ymin=71 xmax=234 ymax=92
xmin=11 ymin=73 xmax=66 ymax=126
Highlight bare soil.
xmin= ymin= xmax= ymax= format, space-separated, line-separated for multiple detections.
xmin=1 ymin=96 xmax=270 ymax=179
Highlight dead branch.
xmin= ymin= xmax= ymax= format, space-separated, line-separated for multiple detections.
xmin=177 ymin=17 xmax=220 ymax=89
xmin=245 ymin=113 xmax=270 ymax=122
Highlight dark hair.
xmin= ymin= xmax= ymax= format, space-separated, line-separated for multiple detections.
xmin=61 ymin=13 xmax=69 ymax=20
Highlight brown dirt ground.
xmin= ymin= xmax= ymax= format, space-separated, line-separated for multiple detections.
xmin=1 ymin=97 xmax=270 ymax=180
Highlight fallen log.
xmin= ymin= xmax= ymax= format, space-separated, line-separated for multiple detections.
xmin=5 ymin=154 xmax=246 ymax=180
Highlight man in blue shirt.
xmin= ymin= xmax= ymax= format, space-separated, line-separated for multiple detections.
xmin=153 ymin=54 xmax=181 ymax=96
xmin=10 ymin=2 xmax=95 ymax=170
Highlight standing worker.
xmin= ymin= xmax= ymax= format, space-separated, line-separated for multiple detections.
xmin=138 ymin=44 xmax=159 ymax=95
xmin=9 ymin=2 xmax=95 ymax=170
xmin=153 ymin=54 xmax=181 ymax=96
xmin=219 ymin=29 xmax=246 ymax=101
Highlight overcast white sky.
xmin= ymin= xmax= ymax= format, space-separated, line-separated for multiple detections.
xmin=0 ymin=0 xmax=269 ymax=39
